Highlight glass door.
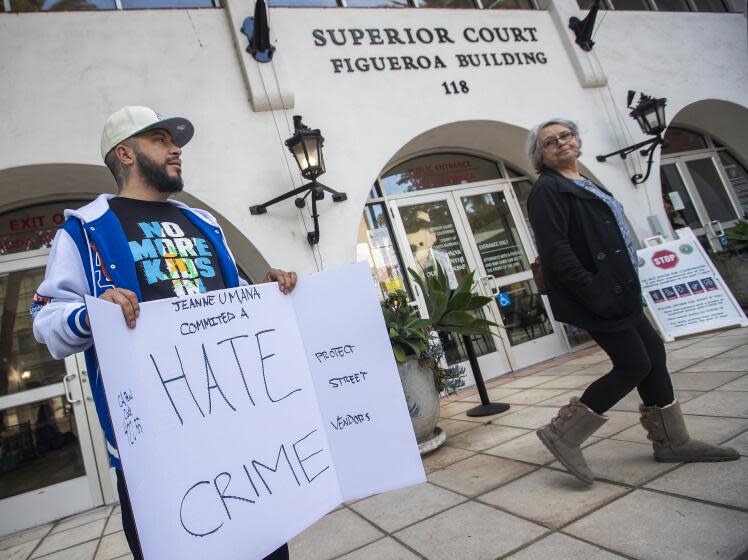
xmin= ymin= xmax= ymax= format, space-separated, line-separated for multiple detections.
xmin=389 ymin=183 xmax=570 ymax=383
xmin=452 ymin=184 xmax=568 ymax=368
xmin=661 ymin=155 xmax=742 ymax=251
xmin=389 ymin=193 xmax=512 ymax=385
xmin=0 ymin=252 xmax=104 ymax=536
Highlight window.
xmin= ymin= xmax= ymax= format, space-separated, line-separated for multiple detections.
xmin=121 ymin=0 xmax=215 ymax=7
xmin=660 ymin=128 xmax=746 ymax=251
xmin=0 ymin=201 xmax=90 ymax=256
xmin=511 ymin=179 xmax=534 ymax=240
xmin=686 ymin=158 xmax=737 ymax=223
xmin=380 ymin=153 xmax=502 ymax=195
xmin=652 ymin=0 xmax=690 ymax=10
xmin=496 ymin=280 xmax=553 ymax=346
xmin=357 ymin=203 xmax=411 ymax=301
xmin=691 ymin=0 xmax=728 ymax=9
xmin=661 ymin=164 xmax=701 ymax=229
xmin=268 ymin=0 xmax=336 ymax=6
xmin=268 ymin=0 xmax=537 ymax=8
xmin=8 ymin=0 xmax=115 ymax=10
xmin=418 ymin=0 xmax=478 ymax=7
xmin=610 ymin=0 xmax=651 ymax=9
xmin=718 ymin=152 xmax=748 ymax=217
xmin=460 ymin=191 xmax=530 ymax=277
xmin=6 ymin=0 xmax=217 ymax=10
xmin=577 ymin=0 xmax=743 ymax=11
xmin=344 ymin=0 xmax=409 ymax=5
xmin=483 ymin=0 xmax=534 ymax=8
xmin=662 ymin=127 xmax=708 ymax=155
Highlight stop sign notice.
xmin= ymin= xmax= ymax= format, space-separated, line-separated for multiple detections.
xmin=652 ymin=249 xmax=679 ymax=269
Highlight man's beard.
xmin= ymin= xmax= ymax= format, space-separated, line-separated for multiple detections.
xmin=134 ymin=149 xmax=184 ymax=193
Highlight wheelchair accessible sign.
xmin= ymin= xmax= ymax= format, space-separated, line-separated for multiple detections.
xmin=497 ymin=291 xmax=511 ymax=308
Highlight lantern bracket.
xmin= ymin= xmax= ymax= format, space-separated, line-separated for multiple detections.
xmin=596 ymin=135 xmax=663 ymax=163
xmin=595 ymin=91 xmax=668 ymax=185
xmin=596 ymin=136 xmax=664 ymax=185
xmin=250 ymin=116 xmax=347 ymax=245
xmin=250 ymin=180 xmax=347 ymax=245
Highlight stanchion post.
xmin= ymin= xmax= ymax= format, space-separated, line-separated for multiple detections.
xmin=463 ymin=334 xmax=510 ymax=417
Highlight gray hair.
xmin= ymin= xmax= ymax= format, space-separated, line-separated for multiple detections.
xmin=527 ymin=118 xmax=582 ymax=172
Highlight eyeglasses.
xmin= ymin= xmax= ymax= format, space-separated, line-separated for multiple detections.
xmin=541 ymin=131 xmax=576 ymax=151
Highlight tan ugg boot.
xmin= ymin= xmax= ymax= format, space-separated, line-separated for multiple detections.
xmin=639 ymin=401 xmax=740 ymax=462
xmin=537 ymin=397 xmax=608 ymax=485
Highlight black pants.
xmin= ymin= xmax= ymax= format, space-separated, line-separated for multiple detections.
xmin=580 ymin=314 xmax=675 ymax=415
xmin=116 ymin=470 xmax=289 ymax=560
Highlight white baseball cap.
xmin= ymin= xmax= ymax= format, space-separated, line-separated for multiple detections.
xmin=100 ymin=106 xmax=194 ymax=160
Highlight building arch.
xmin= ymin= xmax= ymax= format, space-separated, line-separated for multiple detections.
xmin=659 ymin=100 xmax=748 ymax=250
xmin=381 ymin=120 xmax=535 ymax=179
xmin=359 ymin=119 xmax=597 ymax=357
xmin=667 ymin=99 xmax=748 ymax=169
xmin=378 ymin=119 xmax=603 ymax=184
xmin=0 ymin=164 xmax=269 ymax=280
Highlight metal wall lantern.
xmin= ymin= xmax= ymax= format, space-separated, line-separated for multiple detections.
xmin=250 ymin=116 xmax=347 ymax=246
xmin=597 ymin=91 xmax=668 ymax=185
xmin=630 ymin=93 xmax=668 ymax=137
xmin=286 ymin=116 xmax=326 ymax=181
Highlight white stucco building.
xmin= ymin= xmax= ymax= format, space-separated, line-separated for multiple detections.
xmin=1 ymin=0 xmax=746 ymax=534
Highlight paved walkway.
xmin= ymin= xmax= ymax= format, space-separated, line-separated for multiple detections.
xmin=2 ymin=327 xmax=747 ymax=560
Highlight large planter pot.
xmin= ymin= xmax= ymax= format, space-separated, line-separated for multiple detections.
xmin=714 ymin=256 xmax=748 ymax=310
xmin=397 ymin=358 xmax=442 ymax=447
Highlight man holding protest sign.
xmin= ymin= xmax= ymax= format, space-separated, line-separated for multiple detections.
xmin=31 ymin=106 xmax=296 ymax=560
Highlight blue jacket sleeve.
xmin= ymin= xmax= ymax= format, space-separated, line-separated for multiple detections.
xmin=31 ymin=228 xmax=93 ymax=359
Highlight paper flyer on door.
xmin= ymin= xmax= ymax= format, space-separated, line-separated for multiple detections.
xmin=85 ymin=262 xmax=425 ymax=560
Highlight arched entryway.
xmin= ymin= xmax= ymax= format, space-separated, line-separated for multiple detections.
xmin=356 ymin=121 xmax=589 ymax=387
xmin=0 ymin=163 xmax=271 ymax=535
xmin=659 ymin=100 xmax=748 ymax=251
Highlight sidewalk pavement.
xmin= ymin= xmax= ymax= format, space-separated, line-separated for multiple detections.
xmin=2 ymin=327 xmax=747 ymax=560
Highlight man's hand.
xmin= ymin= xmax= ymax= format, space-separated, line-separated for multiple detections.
xmin=263 ymin=268 xmax=298 ymax=294
xmin=92 ymin=287 xmax=140 ymax=329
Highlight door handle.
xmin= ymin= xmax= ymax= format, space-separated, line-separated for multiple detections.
xmin=707 ymin=220 xmax=724 ymax=238
xmin=475 ymin=274 xmax=496 ymax=295
xmin=707 ymin=220 xmax=728 ymax=248
xmin=62 ymin=373 xmax=81 ymax=404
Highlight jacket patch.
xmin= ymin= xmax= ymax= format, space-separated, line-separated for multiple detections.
xmin=91 ymin=244 xmax=115 ymax=292
xmin=30 ymin=293 xmax=51 ymax=319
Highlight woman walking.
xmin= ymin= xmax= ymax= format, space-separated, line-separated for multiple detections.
xmin=527 ymin=118 xmax=739 ymax=485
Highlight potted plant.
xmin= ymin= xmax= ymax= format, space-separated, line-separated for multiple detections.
xmin=712 ymin=219 xmax=748 ymax=310
xmin=381 ymin=264 xmax=497 ymax=451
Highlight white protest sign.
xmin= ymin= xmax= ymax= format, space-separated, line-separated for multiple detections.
xmin=86 ymin=262 xmax=425 ymax=560
xmin=637 ymin=229 xmax=747 ymax=341
xmin=291 ymin=263 xmax=426 ymax=501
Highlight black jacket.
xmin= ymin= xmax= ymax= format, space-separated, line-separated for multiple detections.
xmin=527 ymin=167 xmax=642 ymax=332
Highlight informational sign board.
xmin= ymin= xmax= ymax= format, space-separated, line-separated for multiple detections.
xmin=638 ymin=228 xmax=747 ymax=341
xmin=86 ymin=262 xmax=425 ymax=560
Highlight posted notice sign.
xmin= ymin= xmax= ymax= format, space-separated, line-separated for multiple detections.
xmin=638 ymin=229 xmax=747 ymax=341
xmin=86 ymin=262 xmax=425 ymax=560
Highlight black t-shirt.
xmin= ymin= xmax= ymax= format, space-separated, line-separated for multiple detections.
xmin=108 ymin=197 xmax=226 ymax=302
